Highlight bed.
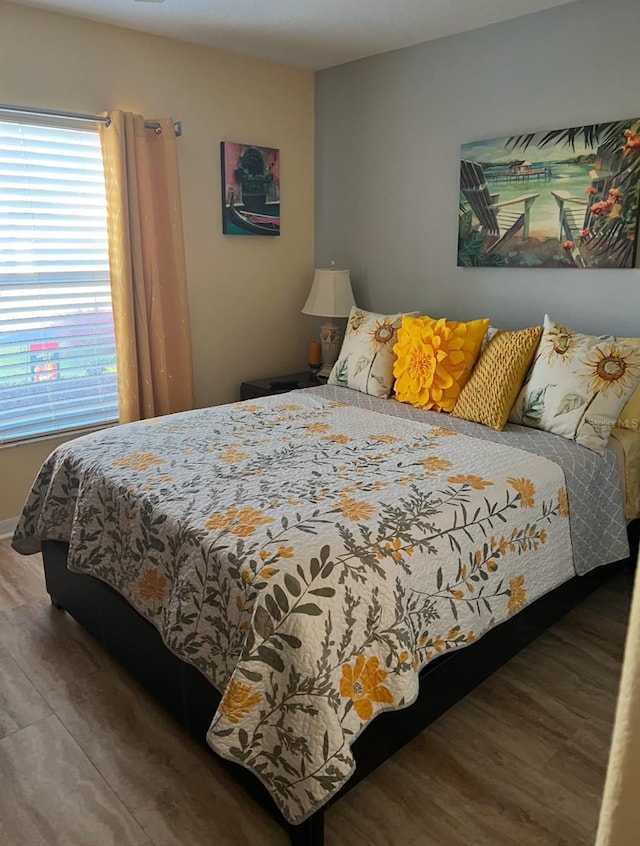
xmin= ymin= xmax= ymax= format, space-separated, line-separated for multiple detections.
xmin=12 ymin=384 xmax=638 ymax=845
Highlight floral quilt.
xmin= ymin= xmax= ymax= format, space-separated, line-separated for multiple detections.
xmin=14 ymin=392 xmax=575 ymax=824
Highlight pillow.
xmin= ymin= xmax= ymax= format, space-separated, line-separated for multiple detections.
xmin=480 ymin=325 xmax=501 ymax=355
xmin=617 ymin=338 xmax=640 ymax=430
xmin=393 ymin=315 xmax=489 ymax=412
xmin=509 ymin=315 xmax=640 ymax=454
xmin=452 ymin=326 xmax=543 ymax=430
xmin=328 ymin=308 xmax=403 ymax=398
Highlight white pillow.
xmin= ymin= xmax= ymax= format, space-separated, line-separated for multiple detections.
xmin=328 ymin=308 xmax=404 ymax=398
xmin=480 ymin=325 xmax=501 ymax=354
xmin=509 ymin=314 xmax=640 ymax=454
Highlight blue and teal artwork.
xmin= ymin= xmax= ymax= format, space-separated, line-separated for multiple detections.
xmin=458 ymin=118 xmax=640 ymax=268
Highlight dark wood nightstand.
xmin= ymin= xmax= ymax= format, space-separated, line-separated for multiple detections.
xmin=240 ymin=371 xmax=323 ymax=401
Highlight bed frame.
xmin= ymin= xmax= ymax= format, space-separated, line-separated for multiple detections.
xmin=41 ymin=525 xmax=638 ymax=846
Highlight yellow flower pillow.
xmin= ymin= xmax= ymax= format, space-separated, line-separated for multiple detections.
xmin=452 ymin=326 xmax=543 ymax=430
xmin=393 ymin=315 xmax=489 ymax=412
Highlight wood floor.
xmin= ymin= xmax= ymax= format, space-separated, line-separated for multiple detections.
xmin=0 ymin=537 xmax=632 ymax=846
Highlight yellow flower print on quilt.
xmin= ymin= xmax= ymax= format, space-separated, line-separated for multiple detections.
xmin=336 ymin=497 xmax=375 ymax=522
xmin=322 ymin=433 xmax=352 ymax=444
xmin=219 ymin=446 xmax=249 ymax=464
xmin=206 ymin=506 xmax=274 ymax=537
xmin=219 ymin=680 xmax=262 ymax=724
xmin=507 ymin=477 xmax=536 ymax=508
xmin=557 ymin=487 xmax=569 ymax=517
xmin=447 ymin=474 xmax=493 ymax=490
xmin=428 ymin=427 xmax=458 ymax=437
xmin=418 ymin=456 xmax=453 ymax=475
xmin=138 ymin=568 xmax=167 ymax=602
xmin=508 ymin=575 xmax=527 ymax=616
xmin=304 ymin=422 xmax=331 ymax=434
xmin=339 ymin=655 xmax=393 ymax=720
xmin=113 ymin=453 xmax=164 ymax=472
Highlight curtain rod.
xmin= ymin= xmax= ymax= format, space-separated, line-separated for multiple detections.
xmin=0 ymin=103 xmax=182 ymax=137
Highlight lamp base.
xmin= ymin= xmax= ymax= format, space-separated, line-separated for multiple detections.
xmin=319 ymin=319 xmax=342 ymax=380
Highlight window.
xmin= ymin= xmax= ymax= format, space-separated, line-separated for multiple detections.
xmin=0 ymin=118 xmax=118 ymax=444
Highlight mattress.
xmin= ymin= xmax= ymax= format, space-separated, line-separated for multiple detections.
xmin=611 ymin=426 xmax=640 ymax=521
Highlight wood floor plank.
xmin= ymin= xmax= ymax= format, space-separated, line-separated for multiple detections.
xmin=0 ymin=644 xmax=51 ymax=739
xmin=424 ymin=723 xmax=595 ymax=845
xmin=0 ymin=597 xmax=113 ymax=704
xmin=51 ymin=667 xmax=283 ymax=845
xmin=0 ymin=544 xmax=46 ymax=611
xmin=0 ymin=714 xmax=151 ymax=846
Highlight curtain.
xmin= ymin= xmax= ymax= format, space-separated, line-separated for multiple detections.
xmin=99 ymin=111 xmax=194 ymax=423
xmin=595 ymin=553 xmax=640 ymax=846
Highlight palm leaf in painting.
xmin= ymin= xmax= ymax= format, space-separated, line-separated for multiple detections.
xmin=506 ymin=122 xmax=626 ymax=153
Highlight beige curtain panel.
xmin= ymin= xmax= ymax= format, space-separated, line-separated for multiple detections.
xmin=596 ymin=553 xmax=640 ymax=846
xmin=99 ymin=111 xmax=194 ymax=423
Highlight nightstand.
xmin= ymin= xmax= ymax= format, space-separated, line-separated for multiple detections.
xmin=240 ymin=371 xmax=323 ymax=401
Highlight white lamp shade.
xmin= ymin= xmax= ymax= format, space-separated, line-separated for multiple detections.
xmin=301 ymin=267 xmax=355 ymax=318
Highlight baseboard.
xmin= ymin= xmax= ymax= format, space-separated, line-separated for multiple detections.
xmin=0 ymin=517 xmax=18 ymax=540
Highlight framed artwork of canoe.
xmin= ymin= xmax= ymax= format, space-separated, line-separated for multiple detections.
xmin=220 ymin=141 xmax=280 ymax=236
xmin=458 ymin=117 xmax=640 ymax=268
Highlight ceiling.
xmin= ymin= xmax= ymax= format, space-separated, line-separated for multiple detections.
xmin=9 ymin=0 xmax=580 ymax=70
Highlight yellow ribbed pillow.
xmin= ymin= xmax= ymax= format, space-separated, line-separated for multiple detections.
xmin=452 ymin=326 xmax=543 ymax=430
xmin=393 ymin=315 xmax=489 ymax=412
xmin=617 ymin=337 xmax=640 ymax=430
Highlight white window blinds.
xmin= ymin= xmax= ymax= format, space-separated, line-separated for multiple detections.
xmin=0 ymin=119 xmax=118 ymax=444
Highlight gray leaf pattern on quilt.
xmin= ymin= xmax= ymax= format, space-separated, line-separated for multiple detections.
xmin=11 ymin=389 xmax=626 ymax=824
xmin=315 ymin=386 xmax=629 ymax=575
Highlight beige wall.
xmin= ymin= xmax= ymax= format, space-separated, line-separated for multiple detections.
xmin=596 ymin=550 xmax=640 ymax=845
xmin=0 ymin=1 xmax=314 ymax=522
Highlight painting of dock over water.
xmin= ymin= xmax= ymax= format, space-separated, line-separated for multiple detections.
xmin=458 ymin=118 xmax=640 ymax=269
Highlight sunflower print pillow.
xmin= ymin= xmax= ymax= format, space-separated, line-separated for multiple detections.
xmin=509 ymin=314 xmax=640 ymax=454
xmin=328 ymin=308 xmax=404 ymax=398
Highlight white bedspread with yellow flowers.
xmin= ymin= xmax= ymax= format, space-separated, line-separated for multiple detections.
xmin=14 ymin=390 xmax=610 ymax=824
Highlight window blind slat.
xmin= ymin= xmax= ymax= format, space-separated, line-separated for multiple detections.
xmin=0 ymin=119 xmax=118 ymax=443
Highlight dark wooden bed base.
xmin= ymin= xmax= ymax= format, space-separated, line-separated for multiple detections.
xmin=41 ymin=526 xmax=638 ymax=846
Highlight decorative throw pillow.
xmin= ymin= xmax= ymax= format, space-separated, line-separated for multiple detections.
xmin=328 ymin=308 xmax=404 ymax=398
xmin=617 ymin=338 xmax=640 ymax=430
xmin=509 ymin=315 xmax=640 ymax=454
xmin=452 ymin=326 xmax=543 ymax=430
xmin=480 ymin=325 xmax=501 ymax=355
xmin=393 ymin=315 xmax=489 ymax=412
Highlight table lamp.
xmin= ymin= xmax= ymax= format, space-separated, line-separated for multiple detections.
xmin=301 ymin=262 xmax=356 ymax=380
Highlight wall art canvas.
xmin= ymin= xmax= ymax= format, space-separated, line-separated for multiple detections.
xmin=458 ymin=118 xmax=640 ymax=268
xmin=220 ymin=141 xmax=280 ymax=236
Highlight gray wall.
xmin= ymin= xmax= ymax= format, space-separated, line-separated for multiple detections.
xmin=315 ymin=0 xmax=640 ymax=336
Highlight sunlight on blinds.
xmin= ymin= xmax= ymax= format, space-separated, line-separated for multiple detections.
xmin=0 ymin=120 xmax=118 ymax=443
